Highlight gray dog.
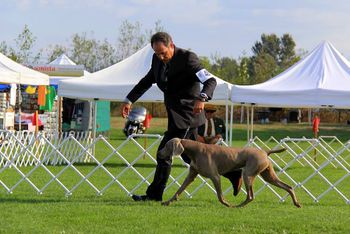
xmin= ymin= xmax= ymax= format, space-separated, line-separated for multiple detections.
xmin=159 ymin=138 xmax=301 ymax=208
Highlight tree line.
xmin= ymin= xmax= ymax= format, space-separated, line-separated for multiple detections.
xmin=0 ymin=21 xmax=303 ymax=85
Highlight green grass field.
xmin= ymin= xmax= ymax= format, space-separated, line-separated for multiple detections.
xmin=0 ymin=118 xmax=350 ymax=233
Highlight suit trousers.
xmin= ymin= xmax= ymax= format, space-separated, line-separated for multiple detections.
xmin=146 ymin=128 xmax=197 ymax=200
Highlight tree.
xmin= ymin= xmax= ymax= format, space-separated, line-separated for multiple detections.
xmin=116 ymin=20 xmax=146 ymax=61
xmin=237 ymin=56 xmax=250 ymax=85
xmin=249 ymin=33 xmax=299 ymax=84
xmin=251 ymin=52 xmax=276 ymax=84
xmin=252 ymin=34 xmax=280 ymax=62
xmin=95 ymin=39 xmax=117 ymax=72
xmin=70 ymin=32 xmax=97 ymax=72
xmin=0 ymin=25 xmax=41 ymax=63
xmin=45 ymin=34 xmax=116 ymax=72
xmin=13 ymin=24 xmax=41 ymax=64
xmin=280 ymin=34 xmax=299 ymax=70
xmin=210 ymin=55 xmax=239 ymax=84
xmin=43 ymin=20 xmax=164 ymax=73
xmin=116 ymin=20 xmax=165 ymax=61
xmin=46 ymin=44 xmax=69 ymax=63
xmin=0 ymin=41 xmax=11 ymax=55
xmin=145 ymin=20 xmax=166 ymax=41
xmin=199 ymin=56 xmax=211 ymax=71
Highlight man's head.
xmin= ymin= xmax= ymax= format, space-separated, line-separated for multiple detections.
xmin=204 ymin=104 xmax=217 ymax=119
xmin=151 ymin=32 xmax=174 ymax=63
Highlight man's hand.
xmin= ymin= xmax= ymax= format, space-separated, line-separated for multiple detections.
xmin=193 ymin=100 xmax=205 ymax=114
xmin=121 ymin=103 xmax=131 ymax=118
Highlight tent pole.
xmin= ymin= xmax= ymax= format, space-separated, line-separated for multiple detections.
xmin=225 ymin=95 xmax=228 ymax=145
xmin=18 ymin=84 xmax=21 ymax=131
xmin=92 ymin=99 xmax=98 ymax=156
xmin=57 ymin=96 xmax=62 ymax=134
xmin=308 ymin=108 xmax=312 ymax=125
xmin=229 ymin=102 xmax=234 ymax=146
xmin=225 ymin=83 xmax=230 ymax=145
xmin=251 ymin=105 xmax=254 ymax=140
xmin=240 ymin=105 xmax=244 ymax=123
xmin=246 ymin=106 xmax=250 ymax=142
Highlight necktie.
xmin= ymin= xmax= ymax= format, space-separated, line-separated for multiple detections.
xmin=158 ymin=63 xmax=168 ymax=91
xmin=207 ymin=119 xmax=212 ymax=136
xmin=160 ymin=63 xmax=168 ymax=82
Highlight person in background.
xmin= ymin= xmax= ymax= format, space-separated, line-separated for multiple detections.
xmin=313 ymin=113 xmax=320 ymax=138
xmin=121 ymin=32 xmax=217 ymax=202
xmin=198 ymin=104 xmax=225 ymax=144
xmin=197 ymin=103 xmax=242 ymax=196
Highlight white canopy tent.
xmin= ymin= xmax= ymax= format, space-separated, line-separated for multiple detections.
xmin=0 ymin=53 xmax=49 ymax=85
xmin=231 ymin=41 xmax=350 ymax=108
xmin=0 ymin=52 xmax=49 ymax=130
xmin=48 ymin=54 xmax=89 ymax=85
xmin=0 ymin=62 xmax=19 ymax=84
xmin=230 ymin=41 xmax=350 ymax=141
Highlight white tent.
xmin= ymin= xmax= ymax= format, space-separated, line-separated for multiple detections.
xmin=0 ymin=62 xmax=19 ymax=83
xmin=230 ymin=41 xmax=350 ymax=142
xmin=0 ymin=53 xmax=49 ymax=85
xmin=48 ymin=54 xmax=89 ymax=85
xmin=50 ymin=54 xmax=76 ymax=65
xmin=231 ymin=41 xmax=350 ymax=109
xmin=58 ymin=44 xmax=232 ymax=104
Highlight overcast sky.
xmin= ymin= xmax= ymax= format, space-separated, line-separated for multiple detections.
xmin=1 ymin=0 xmax=350 ymax=60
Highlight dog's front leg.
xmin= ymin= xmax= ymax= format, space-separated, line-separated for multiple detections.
xmin=162 ymin=167 xmax=198 ymax=206
xmin=211 ymin=175 xmax=232 ymax=207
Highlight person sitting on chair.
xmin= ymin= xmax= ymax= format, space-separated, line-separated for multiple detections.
xmin=198 ymin=104 xmax=225 ymax=144
xmin=198 ymin=104 xmax=242 ymax=196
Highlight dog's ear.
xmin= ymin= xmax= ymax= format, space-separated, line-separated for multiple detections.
xmin=172 ymin=138 xmax=184 ymax=156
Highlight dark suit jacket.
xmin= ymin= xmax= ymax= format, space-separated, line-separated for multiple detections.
xmin=198 ymin=117 xmax=226 ymax=140
xmin=126 ymin=46 xmax=217 ymax=130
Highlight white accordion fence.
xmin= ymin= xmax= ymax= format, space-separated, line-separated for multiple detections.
xmin=0 ymin=130 xmax=349 ymax=205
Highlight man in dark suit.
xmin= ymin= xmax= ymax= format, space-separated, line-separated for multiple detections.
xmin=121 ymin=32 xmax=217 ymax=201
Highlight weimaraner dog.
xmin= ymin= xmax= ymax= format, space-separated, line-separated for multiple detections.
xmin=159 ymin=138 xmax=301 ymax=208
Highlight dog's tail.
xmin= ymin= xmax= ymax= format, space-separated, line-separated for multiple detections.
xmin=266 ymin=148 xmax=286 ymax=156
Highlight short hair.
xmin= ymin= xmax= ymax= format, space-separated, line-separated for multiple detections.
xmin=151 ymin=32 xmax=173 ymax=47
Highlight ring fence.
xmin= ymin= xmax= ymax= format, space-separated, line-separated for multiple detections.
xmin=0 ymin=130 xmax=349 ymax=205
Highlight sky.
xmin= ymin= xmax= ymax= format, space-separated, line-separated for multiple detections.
xmin=1 ymin=0 xmax=350 ymax=60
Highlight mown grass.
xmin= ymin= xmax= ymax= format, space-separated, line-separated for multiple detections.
xmin=0 ymin=118 xmax=350 ymax=233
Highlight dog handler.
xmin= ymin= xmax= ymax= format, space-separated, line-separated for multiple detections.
xmin=121 ymin=32 xmax=217 ymax=201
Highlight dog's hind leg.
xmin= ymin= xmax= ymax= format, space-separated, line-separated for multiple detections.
xmin=210 ymin=175 xmax=232 ymax=207
xmin=235 ymin=171 xmax=255 ymax=208
xmin=162 ymin=167 xmax=198 ymax=206
xmin=260 ymin=163 xmax=301 ymax=208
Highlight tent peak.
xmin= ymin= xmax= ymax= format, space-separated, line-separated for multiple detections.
xmin=49 ymin=54 xmax=77 ymax=65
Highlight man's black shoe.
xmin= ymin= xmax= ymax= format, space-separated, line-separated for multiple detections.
xmin=131 ymin=194 xmax=162 ymax=202
xmin=131 ymin=194 xmax=149 ymax=201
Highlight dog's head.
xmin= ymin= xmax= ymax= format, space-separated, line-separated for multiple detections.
xmin=158 ymin=138 xmax=184 ymax=159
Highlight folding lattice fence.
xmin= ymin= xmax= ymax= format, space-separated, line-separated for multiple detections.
xmin=0 ymin=130 xmax=348 ymax=204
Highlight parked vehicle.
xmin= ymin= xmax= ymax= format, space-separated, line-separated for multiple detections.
xmin=123 ymin=106 xmax=147 ymax=137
